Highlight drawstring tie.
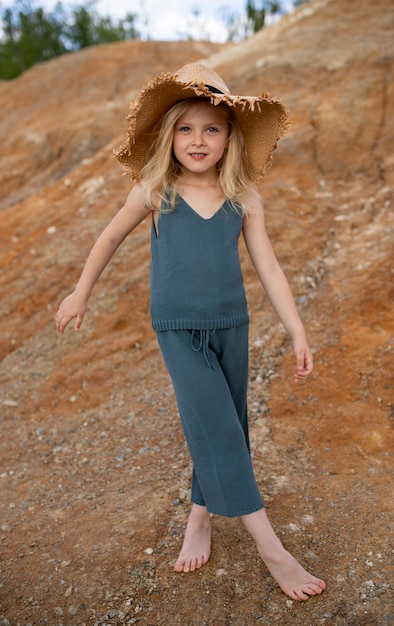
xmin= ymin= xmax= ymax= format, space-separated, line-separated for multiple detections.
xmin=191 ymin=329 xmax=216 ymax=369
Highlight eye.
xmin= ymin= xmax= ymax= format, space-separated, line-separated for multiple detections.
xmin=206 ymin=127 xmax=218 ymax=134
xmin=178 ymin=125 xmax=191 ymax=133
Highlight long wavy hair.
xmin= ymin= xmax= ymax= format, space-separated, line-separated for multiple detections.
xmin=140 ymin=98 xmax=255 ymax=213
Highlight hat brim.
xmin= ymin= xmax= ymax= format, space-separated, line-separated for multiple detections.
xmin=115 ymin=72 xmax=290 ymax=181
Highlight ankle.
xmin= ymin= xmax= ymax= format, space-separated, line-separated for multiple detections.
xmin=257 ymin=535 xmax=286 ymax=562
xmin=190 ymin=503 xmax=211 ymax=521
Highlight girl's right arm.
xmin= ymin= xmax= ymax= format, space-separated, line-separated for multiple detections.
xmin=55 ymin=182 xmax=150 ymax=334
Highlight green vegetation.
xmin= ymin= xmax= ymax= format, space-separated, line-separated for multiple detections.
xmin=0 ymin=0 xmax=139 ymax=79
xmin=0 ymin=0 xmax=309 ymax=80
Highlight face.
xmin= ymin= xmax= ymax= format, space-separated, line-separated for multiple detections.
xmin=172 ymin=101 xmax=230 ymax=178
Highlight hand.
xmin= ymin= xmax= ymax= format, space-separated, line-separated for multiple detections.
xmin=292 ymin=336 xmax=313 ymax=383
xmin=55 ymin=291 xmax=88 ymax=334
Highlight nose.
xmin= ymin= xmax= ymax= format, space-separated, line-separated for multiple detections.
xmin=192 ymin=131 xmax=205 ymax=146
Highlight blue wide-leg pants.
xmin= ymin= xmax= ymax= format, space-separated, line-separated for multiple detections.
xmin=156 ymin=326 xmax=264 ymax=517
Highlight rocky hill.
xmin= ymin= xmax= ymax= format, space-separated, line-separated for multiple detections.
xmin=0 ymin=0 xmax=393 ymax=624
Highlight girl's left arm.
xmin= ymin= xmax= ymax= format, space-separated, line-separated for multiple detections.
xmin=242 ymin=190 xmax=313 ymax=383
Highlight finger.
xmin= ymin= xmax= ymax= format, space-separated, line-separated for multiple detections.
xmin=296 ymin=354 xmax=306 ymax=373
xmin=297 ymin=350 xmax=313 ymax=374
xmin=303 ymin=353 xmax=313 ymax=375
xmin=294 ymin=355 xmax=309 ymax=381
xmin=74 ymin=313 xmax=84 ymax=332
xmin=305 ymin=348 xmax=313 ymax=366
xmin=294 ymin=367 xmax=306 ymax=383
xmin=55 ymin=312 xmax=72 ymax=334
xmin=55 ymin=312 xmax=63 ymax=334
xmin=57 ymin=318 xmax=67 ymax=334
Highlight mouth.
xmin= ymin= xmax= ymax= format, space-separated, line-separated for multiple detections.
xmin=189 ymin=153 xmax=207 ymax=159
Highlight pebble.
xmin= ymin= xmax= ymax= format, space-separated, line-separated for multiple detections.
xmin=267 ymin=601 xmax=282 ymax=614
xmin=2 ymin=399 xmax=19 ymax=407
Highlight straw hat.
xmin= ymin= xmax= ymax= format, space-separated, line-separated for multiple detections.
xmin=115 ymin=63 xmax=290 ymax=181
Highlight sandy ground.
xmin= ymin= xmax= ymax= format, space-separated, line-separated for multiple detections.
xmin=0 ymin=1 xmax=393 ymax=622
xmin=1 ymin=182 xmax=392 ymax=625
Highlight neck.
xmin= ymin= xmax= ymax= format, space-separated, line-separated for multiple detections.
xmin=177 ymin=171 xmax=220 ymax=190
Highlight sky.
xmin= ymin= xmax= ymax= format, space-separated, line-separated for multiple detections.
xmin=67 ymin=0 xmax=249 ymax=42
xmin=2 ymin=0 xmax=295 ymax=43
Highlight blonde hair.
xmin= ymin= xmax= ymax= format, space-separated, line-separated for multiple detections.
xmin=140 ymin=98 xmax=255 ymax=213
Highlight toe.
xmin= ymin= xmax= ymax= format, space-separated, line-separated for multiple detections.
xmin=188 ymin=559 xmax=196 ymax=572
xmin=294 ymin=589 xmax=310 ymax=601
xmin=195 ymin=556 xmax=204 ymax=569
xmin=304 ymin=581 xmax=325 ymax=595
xmin=174 ymin=560 xmax=185 ymax=573
xmin=296 ymin=582 xmax=325 ymax=600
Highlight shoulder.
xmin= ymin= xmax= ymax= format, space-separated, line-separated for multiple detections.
xmin=125 ymin=181 xmax=147 ymax=204
xmin=130 ymin=180 xmax=162 ymax=213
xmin=119 ymin=182 xmax=148 ymax=220
xmin=138 ymin=178 xmax=169 ymax=213
xmin=241 ymin=186 xmax=264 ymax=218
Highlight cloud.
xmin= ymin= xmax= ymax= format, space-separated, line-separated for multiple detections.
xmin=94 ymin=0 xmax=244 ymax=42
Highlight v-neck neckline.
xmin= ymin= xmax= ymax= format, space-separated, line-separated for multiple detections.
xmin=177 ymin=193 xmax=226 ymax=221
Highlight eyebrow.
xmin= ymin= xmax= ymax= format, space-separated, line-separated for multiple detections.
xmin=177 ymin=119 xmax=226 ymax=126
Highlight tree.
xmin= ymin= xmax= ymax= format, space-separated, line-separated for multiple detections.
xmin=0 ymin=0 xmax=310 ymax=79
xmin=178 ymin=8 xmax=212 ymax=42
xmin=0 ymin=2 xmax=67 ymax=78
xmin=0 ymin=0 xmax=140 ymax=79
xmin=66 ymin=1 xmax=139 ymax=49
xmin=246 ymin=0 xmax=282 ymax=35
xmin=221 ymin=0 xmax=285 ymax=42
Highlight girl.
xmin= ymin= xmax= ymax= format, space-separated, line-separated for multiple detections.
xmin=56 ymin=63 xmax=326 ymax=601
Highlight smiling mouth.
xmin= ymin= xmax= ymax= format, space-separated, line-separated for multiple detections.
xmin=190 ymin=153 xmax=207 ymax=157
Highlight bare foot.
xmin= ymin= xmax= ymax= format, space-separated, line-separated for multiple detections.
xmin=241 ymin=508 xmax=326 ymax=601
xmin=262 ymin=547 xmax=326 ymax=601
xmin=174 ymin=503 xmax=212 ymax=573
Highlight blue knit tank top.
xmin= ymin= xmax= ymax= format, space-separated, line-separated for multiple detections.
xmin=150 ymin=194 xmax=249 ymax=331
